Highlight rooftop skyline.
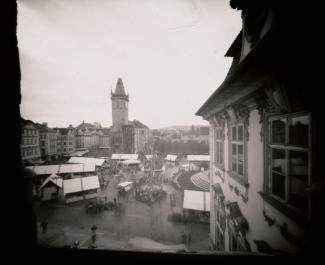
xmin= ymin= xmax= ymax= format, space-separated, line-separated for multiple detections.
xmin=18 ymin=0 xmax=241 ymax=129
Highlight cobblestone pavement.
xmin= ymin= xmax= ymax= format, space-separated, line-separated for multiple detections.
xmin=34 ymin=166 xmax=210 ymax=251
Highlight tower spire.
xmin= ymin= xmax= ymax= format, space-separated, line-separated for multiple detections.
xmin=114 ymin=77 xmax=126 ymax=95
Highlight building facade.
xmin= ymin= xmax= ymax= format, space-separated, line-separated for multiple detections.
xmin=99 ymin=128 xmax=110 ymax=147
xmin=122 ymin=124 xmax=135 ymax=154
xmin=196 ymin=1 xmax=321 ymax=254
xmin=21 ymin=119 xmax=41 ymax=164
xmin=56 ymin=126 xmax=76 ymax=156
xmin=37 ymin=123 xmax=58 ymax=161
xmin=133 ymin=120 xmax=150 ymax=154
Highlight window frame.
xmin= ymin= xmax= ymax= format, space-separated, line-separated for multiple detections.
xmin=228 ymin=121 xmax=248 ymax=187
xmin=265 ymin=111 xmax=312 ymax=218
xmin=214 ymin=127 xmax=225 ymax=170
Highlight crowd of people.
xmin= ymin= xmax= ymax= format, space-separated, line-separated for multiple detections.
xmin=134 ymin=184 xmax=166 ymax=205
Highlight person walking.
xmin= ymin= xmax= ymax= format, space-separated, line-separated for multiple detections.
xmin=181 ymin=230 xmax=186 ymax=245
xmin=91 ymin=225 xmax=97 ymax=244
xmin=40 ymin=219 xmax=48 ymax=234
xmin=186 ymin=229 xmax=192 ymax=250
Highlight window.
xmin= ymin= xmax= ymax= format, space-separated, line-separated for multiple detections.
xmin=268 ymin=113 xmax=310 ymax=215
xmin=229 ymin=124 xmax=246 ymax=179
xmin=214 ymin=195 xmax=225 ymax=250
xmin=214 ymin=128 xmax=224 ymax=168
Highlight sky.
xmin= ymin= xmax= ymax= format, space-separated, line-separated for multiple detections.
xmin=17 ymin=0 xmax=241 ymax=129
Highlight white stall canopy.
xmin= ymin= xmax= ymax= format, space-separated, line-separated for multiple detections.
xmin=111 ymin=154 xmax=139 ymax=160
xmin=187 ymin=155 xmax=210 ymax=162
xmin=165 ymin=155 xmax=178 ymax=162
xmin=122 ymin=159 xmax=141 ymax=165
xmin=183 ymin=190 xmax=210 ymax=212
xmin=63 ymin=176 xmax=99 ymax=195
xmin=68 ymin=157 xmax=105 ymax=166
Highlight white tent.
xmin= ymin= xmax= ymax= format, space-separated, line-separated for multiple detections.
xmin=165 ymin=155 xmax=177 ymax=162
xmin=39 ymin=173 xmax=63 ymax=190
xmin=111 ymin=154 xmax=139 ymax=160
xmin=82 ymin=176 xmax=100 ymax=190
xmin=118 ymin=181 xmax=133 ymax=188
xmin=68 ymin=157 xmax=105 ymax=166
xmin=63 ymin=176 xmax=100 ymax=195
xmin=26 ymin=163 xmax=96 ymax=176
xmin=187 ymin=155 xmax=210 ymax=162
xmin=183 ymin=190 xmax=210 ymax=212
xmin=63 ymin=178 xmax=82 ymax=194
xmin=122 ymin=159 xmax=141 ymax=165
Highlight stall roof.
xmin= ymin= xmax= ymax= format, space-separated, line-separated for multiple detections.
xmin=26 ymin=163 xmax=96 ymax=176
xmin=63 ymin=178 xmax=82 ymax=194
xmin=118 ymin=181 xmax=133 ymax=188
xmin=187 ymin=155 xmax=210 ymax=162
xmin=183 ymin=190 xmax=210 ymax=212
xmin=145 ymin=155 xmax=152 ymax=160
xmin=63 ymin=176 xmax=100 ymax=194
xmin=68 ymin=150 xmax=89 ymax=157
xmin=82 ymin=176 xmax=100 ymax=190
xmin=122 ymin=159 xmax=141 ymax=165
xmin=68 ymin=157 xmax=105 ymax=166
xmin=39 ymin=173 xmax=63 ymax=190
xmin=165 ymin=155 xmax=178 ymax=162
xmin=111 ymin=154 xmax=139 ymax=160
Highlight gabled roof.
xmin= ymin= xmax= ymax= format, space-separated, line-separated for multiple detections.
xmin=39 ymin=173 xmax=63 ymax=190
xmin=21 ymin=118 xmax=36 ymax=127
xmin=100 ymin=128 xmax=111 ymax=135
xmin=36 ymin=123 xmax=57 ymax=133
xmin=55 ymin=128 xmax=68 ymax=135
xmin=76 ymin=122 xmax=96 ymax=130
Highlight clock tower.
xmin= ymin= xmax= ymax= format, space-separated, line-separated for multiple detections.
xmin=111 ymin=77 xmax=129 ymax=132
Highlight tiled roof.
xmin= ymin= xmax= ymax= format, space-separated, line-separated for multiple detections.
xmin=21 ymin=118 xmax=35 ymax=127
xmin=132 ymin=119 xmax=149 ymax=129
xmin=54 ymin=128 xmax=69 ymax=135
xmin=76 ymin=122 xmax=96 ymax=130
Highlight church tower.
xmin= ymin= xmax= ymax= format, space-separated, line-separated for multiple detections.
xmin=111 ymin=77 xmax=129 ymax=132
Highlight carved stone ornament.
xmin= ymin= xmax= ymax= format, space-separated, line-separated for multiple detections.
xmin=225 ymin=106 xmax=238 ymax=123
xmin=216 ymin=170 xmax=224 ymax=183
xmin=256 ymin=90 xmax=271 ymax=124
xmin=263 ymin=80 xmax=291 ymax=114
xmin=234 ymin=104 xmax=250 ymax=121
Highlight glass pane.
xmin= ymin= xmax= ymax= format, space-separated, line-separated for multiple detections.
xmin=238 ymin=125 xmax=244 ymax=141
xmin=289 ymin=151 xmax=309 ymax=213
xmin=220 ymin=144 xmax=223 ymax=164
xmin=271 ymin=119 xmax=286 ymax=144
xmin=232 ymin=144 xmax=237 ymax=172
xmin=232 ymin=126 xmax=237 ymax=141
xmin=238 ymin=144 xmax=244 ymax=176
xmin=216 ymin=142 xmax=219 ymax=163
xmin=272 ymin=172 xmax=286 ymax=199
xmin=289 ymin=115 xmax=309 ymax=146
xmin=271 ymin=148 xmax=285 ymax=174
